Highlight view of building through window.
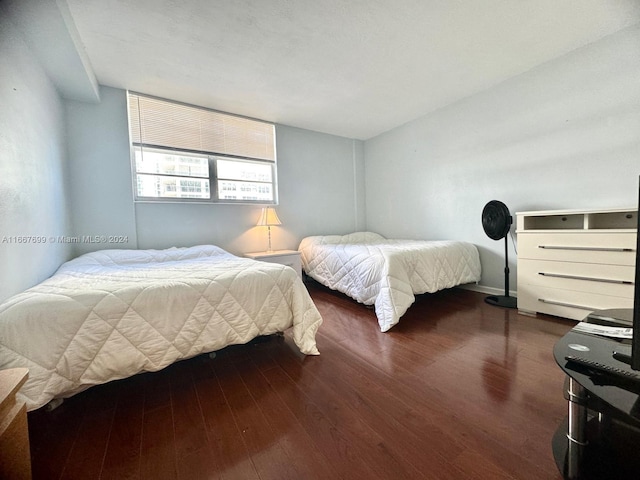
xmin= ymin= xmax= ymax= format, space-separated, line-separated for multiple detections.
xmin=216 ymin=157 xmax=273 ymax=201
xmin=135 ymin=149 xmax=210 ymax=199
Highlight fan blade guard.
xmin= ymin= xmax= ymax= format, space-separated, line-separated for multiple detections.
xmin=482 ymin=200 xmax=512 ymax=240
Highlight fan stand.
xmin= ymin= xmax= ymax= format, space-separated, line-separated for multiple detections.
xmin=485 ymin=235 xmax=518 ymax=309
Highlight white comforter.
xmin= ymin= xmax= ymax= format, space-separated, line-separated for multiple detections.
xmin=299 ymin=232 xmax=481 ymax=332
xmin=0 ymin=245 xmax=322 ymax=411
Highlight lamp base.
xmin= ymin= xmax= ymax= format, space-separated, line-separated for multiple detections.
xmin=266 ymin=226 xmax=273 ymax=252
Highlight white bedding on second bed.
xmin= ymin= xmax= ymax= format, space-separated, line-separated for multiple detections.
xmin=299 ymin=232 xmax=481 ymax=332
xmin=0 ymin=245 xmax=322 ymax=411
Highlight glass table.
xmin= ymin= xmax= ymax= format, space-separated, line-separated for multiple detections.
xmin=553 ymin=326 xmax=640 ymax=479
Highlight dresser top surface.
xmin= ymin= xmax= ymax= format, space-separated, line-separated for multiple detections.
xmin=516 ymin=207 xmax=637 ymax=217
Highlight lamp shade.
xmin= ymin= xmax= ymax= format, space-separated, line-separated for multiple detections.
xmin=256 ymin=207 xmax=282 ymax=226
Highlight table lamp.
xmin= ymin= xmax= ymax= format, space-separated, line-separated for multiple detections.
xmin=256 ymin=207 xmax=281 ymax=252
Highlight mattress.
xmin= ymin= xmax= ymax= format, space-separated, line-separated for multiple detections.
xmin=0 ymin=245 xmax=322 ymax=411
xmin=299 ymin=232 xmax=481 ymax=331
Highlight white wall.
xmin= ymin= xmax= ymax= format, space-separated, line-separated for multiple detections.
xmin=272 ymin=125 xmax=366 ymax=246
xmin=364 ymin=24 xmax=640 ymax=293
xmin=0 ymin=17 xmax=72 ymax=302
xmin=65 ymin=86 xmax=138 ymax=255
xmin=65 ymin=88 xmax=365 ymax=256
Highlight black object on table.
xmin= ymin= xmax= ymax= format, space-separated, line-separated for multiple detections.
xmin=553 ymin=310 xmax=640 ymax=480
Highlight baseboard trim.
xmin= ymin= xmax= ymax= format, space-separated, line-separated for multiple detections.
xmin=456 ymin=283 xmax=517 ymax=298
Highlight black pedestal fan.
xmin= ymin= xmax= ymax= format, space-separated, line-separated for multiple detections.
xmin=482 ymin=200 xmax=517 ymax=309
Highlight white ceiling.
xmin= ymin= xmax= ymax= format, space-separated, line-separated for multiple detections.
xmin=57 ymin=1 xmax=640 ymax=139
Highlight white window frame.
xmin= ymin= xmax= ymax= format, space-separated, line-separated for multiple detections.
xmin=127 ymin=92 xmax=278 ymax=205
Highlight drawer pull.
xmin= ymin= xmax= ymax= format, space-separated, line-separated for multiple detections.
xmin=538 ymin=298 xmax=597 ymax=311
xmin=538 ymin=245 xmax=634 ymax=252
xmin=538 ymin=272 xmax=634 ymax=285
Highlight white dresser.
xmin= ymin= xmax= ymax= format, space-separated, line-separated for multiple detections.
xmin=516 ymin=208 xmax=637 ymax=321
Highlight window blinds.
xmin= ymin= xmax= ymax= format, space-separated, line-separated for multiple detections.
xmin=127 ymin=93 xmax=276 ymax=162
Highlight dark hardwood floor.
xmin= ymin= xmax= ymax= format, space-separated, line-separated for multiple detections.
xmin=27 ymin=281 xmax=573 ymax=479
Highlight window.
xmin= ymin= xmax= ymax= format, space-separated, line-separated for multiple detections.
xmin=127 ymin=92 xmax=277 ymax=204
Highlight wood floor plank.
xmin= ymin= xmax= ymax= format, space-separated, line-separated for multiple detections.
xmin=211 ymin=359 xmax=304 ymax=480
xmin=168 ymin=360 xmax=214 ymax=480
xmin=194 ymin=361 xmax=260 ymax=480
xmin=258 ymin=363 xmax=382 ymax=479
xmin=141 ymin=368 xmax=173 ymax=413
xmin=58 ymin=406 xmax=115 ymax=479
xmin=28 ymin=397 xmax=85 ymax=480
xmin=240 ymin=355 xmax=343 ymax=479
xmin=140 ymin=405 xmax=178 ymax=480
xmin=100 ymin=373 xmax=146 ymax=479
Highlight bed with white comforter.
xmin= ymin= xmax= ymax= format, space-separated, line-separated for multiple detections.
xmin=299 ymin=232 xmax=481 ymax=332
xmin=0 ymin=245 xmax=322 ymax=411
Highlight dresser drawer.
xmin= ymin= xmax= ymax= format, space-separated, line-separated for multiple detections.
xmin=517 ymin=284 xmax=635 ymax=321
xmin=518 ymin=232 xmax=636 ymax=265
xmin=265 ymin=255 xmax=302 ymax=276
xmin=518 ymin=259 xmax=635 ymax=298
xmin=244 ymin=250 xmax=302 ymax=279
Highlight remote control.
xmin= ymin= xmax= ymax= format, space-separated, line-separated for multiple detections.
xmin=564 ymin=355 xmax=640 ymax=381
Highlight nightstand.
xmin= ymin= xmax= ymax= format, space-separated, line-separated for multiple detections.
xmin=0 ymin=368 xmax=31 ymax=480
xmin=244 ymin=250 xmax=302 ymax=279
